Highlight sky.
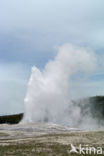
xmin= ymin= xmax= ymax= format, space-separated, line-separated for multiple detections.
xmin=0 ymin=0 xmax=104 ymax=115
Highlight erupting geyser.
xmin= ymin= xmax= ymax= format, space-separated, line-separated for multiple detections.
xmin=22 ymin=44 xmax=97 ymax=128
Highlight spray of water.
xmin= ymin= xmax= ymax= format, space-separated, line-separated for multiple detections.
xmin=22 ymin=44 xmax=98 ymax=129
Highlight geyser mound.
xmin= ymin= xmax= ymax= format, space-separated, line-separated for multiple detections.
xmin=22 ymin=44 xmax=98 ymax=129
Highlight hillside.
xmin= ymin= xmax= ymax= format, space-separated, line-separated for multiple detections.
xmin=0 ymin=113 xmax=23 ymax=124
xmin=0 ymin=96 xmax=104 ymax=125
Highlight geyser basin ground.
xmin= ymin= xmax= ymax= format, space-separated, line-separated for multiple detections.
xmin=0 ymin=123 xmax=104 ymax=156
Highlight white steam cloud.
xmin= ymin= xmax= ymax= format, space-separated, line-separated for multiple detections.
xmin=22 ymin=44 xmax=98 ymax=129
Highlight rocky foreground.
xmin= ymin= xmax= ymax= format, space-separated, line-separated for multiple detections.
xmin=0 ymin=123 xmax=104 ymax=156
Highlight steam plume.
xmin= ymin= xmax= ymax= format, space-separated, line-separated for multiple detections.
xmin=22 ymin=44 xmax=97 ymax=128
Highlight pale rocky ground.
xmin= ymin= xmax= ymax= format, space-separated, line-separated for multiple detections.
xmin=0 ymin=123 xmax=104 ymax=156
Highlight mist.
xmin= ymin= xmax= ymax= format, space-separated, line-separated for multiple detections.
xmin=22 ymin=44 xmax=99 ymax=129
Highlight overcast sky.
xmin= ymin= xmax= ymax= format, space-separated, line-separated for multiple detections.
xmin=0 ymin=0 xmax=104 ymax=115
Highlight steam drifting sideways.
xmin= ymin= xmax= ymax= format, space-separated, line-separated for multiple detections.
xmin=22 ymin=44 xmax=98 ymax=129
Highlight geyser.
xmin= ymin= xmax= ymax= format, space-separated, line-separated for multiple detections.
xmin=22 ymin=44 xmax=98 ymax=128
